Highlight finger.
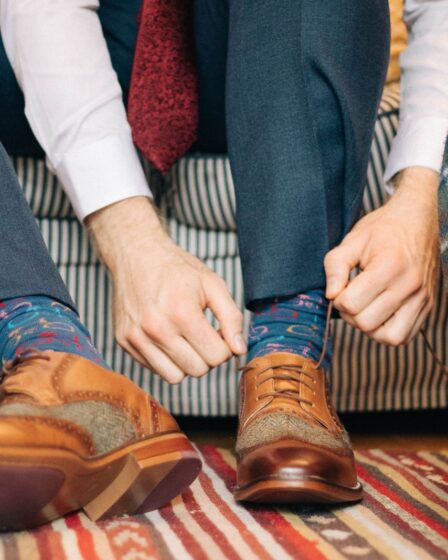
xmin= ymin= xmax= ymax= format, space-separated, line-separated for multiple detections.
xmin=140 ymin=314 xmax=212 ymax=378
xmin=333 ymin=257 xmax=393 ymax=316
xmin=369 ymin=292 xmax=425 ymax=346
xmin=127 ymin=329 xmax=186 ymax=384
xmin=346 ymin=288 xmax=411 ymax=333
xmin=119 ymin=339 xmax=153 ymax=370
xmin=181 ymin=309 xmax=233 ymax=368
xmin=324 ymin=236 xmax=364 ymax=300
xmin=339 ymin=311 xmax=357 ymax=328
xmin=204 ymin=275 xmax=246 ymax=355
xmin=156 ymin=334 xmax=211 ymax=378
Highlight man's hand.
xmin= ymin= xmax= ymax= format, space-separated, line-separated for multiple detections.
xmin=324 ymin=167 xmax=439 ymax=345
xmin=86 ymin=197 xmax=246 ymax=383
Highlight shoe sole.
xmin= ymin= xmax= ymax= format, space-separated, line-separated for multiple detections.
xmin=234 ymin=478 xmax=363 ymax=504
xmin=0 ymin=432 xmax=201 ymax=531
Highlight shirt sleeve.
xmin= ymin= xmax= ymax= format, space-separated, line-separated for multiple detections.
xmin=384 ymin=0 xmax=448 ymax=189
xmin=0 ymin=0 xmax=152 ymax=221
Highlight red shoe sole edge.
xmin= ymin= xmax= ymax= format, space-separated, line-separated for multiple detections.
xmin=0 ymin=433 xmax=201 ymax=531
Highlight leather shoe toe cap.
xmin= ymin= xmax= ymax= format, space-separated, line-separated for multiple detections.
xmin=237 ymin=438 xmax=358 ymax=490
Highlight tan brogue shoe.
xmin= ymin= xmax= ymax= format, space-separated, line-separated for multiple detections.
xmin=234 ymin=352 xmax=362 ymax=504
xmin=0 ymin=351 xmax=201 ymax=530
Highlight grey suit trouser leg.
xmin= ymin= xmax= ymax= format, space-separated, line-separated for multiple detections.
xmin=195 ymin=0 xmax=390 ymax=307
xmin=0 ymin=144 xmax=75 ymax=308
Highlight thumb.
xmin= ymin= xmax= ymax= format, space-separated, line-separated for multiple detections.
xmin=324 ymin=237 xmax=363 ymax=300
xmin=204 ymin=275 xmax=246 ymax=355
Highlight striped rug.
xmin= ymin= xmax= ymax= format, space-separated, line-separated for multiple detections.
xmin=1 ymin=447 xmax=447 ymax=560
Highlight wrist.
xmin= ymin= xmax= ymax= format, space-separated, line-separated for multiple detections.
xmin=86 ymin=196 xmax=169 ymax=272
xmin=385 ymin=167 xmax=439 ymax=231
xmin=393 ymin=166 xmax=439 ymax=194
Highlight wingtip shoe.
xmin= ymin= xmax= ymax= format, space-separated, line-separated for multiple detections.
xmin=234 ymin=352 xmax=362 ymax=504
xmin=0 ymin=351 xmax=201 ymax=530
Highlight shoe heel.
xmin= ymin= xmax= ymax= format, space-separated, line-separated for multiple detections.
xmin=83 ymin=450 xmax=201 ymax=521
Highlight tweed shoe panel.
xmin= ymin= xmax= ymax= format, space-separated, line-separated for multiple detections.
xmin=235 ymin=413 xmax=351 ymax=455
xmin=0 ymin=402 xmax=136 ymax=455
xmin=0 ymin=351 xmax=180 ymax=457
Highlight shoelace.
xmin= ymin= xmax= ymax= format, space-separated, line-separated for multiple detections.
xmin=237 ymin=305 xmax=334 ymax=405
xmin=238 ymin=300 xmax=447 ymax=405
xmin=420 ymin=328 xmax=448 ymax=376
xmin=238 ymin=363 xmax=319 ymax=406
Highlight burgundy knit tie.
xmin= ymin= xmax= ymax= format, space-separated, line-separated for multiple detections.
xmin=128 ymin=0 xmax=198 ymax=174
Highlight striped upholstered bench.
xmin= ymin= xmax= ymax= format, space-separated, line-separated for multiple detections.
xmin=14 ymin=83 xmax=447 ymax=416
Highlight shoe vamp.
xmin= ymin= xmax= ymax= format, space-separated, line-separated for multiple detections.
xmin=0 ymin=401 xmax=137 ymax=455
xmin=236 ymin=412 xmax=351 ymax=455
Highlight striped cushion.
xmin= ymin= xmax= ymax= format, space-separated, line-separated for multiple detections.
xmin=13 ymin=82 xmax=447 ymax=415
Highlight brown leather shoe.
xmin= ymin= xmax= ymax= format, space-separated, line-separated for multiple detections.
xmin=0 ymin=351 xmax=201 ymax=530
xmin=234 ymin=352 xmax=362 ymax=504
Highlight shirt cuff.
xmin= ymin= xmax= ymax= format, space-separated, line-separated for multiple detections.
xmin=56 ymin=135 xmax=153 ymax=221
xmin=384 ymin=116 xmax=448 ymax=194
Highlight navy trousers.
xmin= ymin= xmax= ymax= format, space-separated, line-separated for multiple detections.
xmin=0 ymin=144 xmax=74 ymax=309
xmin=0 ymin=1 xmax=390 ymax=308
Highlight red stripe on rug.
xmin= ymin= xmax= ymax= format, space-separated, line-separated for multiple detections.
xmin=359 ymin=476 xmax=448 ymax=559
xmin=182 ymin=484 xmax=241 ymax=560
xmin=357 ymin=464 xmax=448 ymax=559
xmin=132 ymin=516 xmax=175 ymax=560
xmin=197 ymin=467 xmax=274 ymax=560
xmin=159 ymin=500 xmax=208 ymax=560
xmin=34 ymin=523 xmax=65 ymax=560
xmin=200 ymin=445 xmax=326 ymax=560
xmin=357 ymin=463 xmax=448 ymax=538
xmin=65 ymin=514 xmax=99 ymax=560
xmin=363 ymin=450 xmax=448 ymax=510
xmin=416 ymin=453 xmax=448 ymax=485
xmin=101 ymin=517 xmax=161 ymax=559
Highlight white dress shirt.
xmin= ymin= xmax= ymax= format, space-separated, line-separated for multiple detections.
xmin=0 ymin=0 xmax=447 ymax=221
xmin=384 ymin=0 xmax=448 ymax=187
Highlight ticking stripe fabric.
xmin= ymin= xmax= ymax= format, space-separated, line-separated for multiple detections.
xmin=13 ymin=82 xmax=448 ymax=415
xmin=1 ymin=447 xmax=447 ymax=559
xmin=439 ymin=137 xmax=448 ymax=291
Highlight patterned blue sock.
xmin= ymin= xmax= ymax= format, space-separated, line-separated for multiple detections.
xmin=248 ymin=289 xmax=332 ymax=370
xmin=0 ymin=296 xmax=109 ymax=368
